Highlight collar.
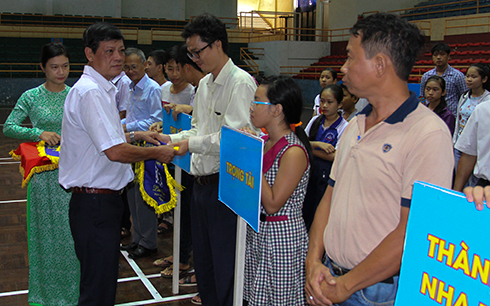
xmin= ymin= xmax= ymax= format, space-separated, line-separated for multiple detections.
xmin=111 ymin=71 xmax=126 ymax=84
xmin=84 ymin=65 xmax=116 ymax=93
xmin=131 ymin=73 xmax=149 ymax=91
xmin=207 ymin=58 xmax=233 ymax=86
xmin=359 ymin=91 xmax=419 ymax=124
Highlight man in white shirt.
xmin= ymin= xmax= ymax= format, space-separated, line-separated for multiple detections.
xmin=164 ymin=13 xmax=258 ymax=306
xmin=59 ymin=23 xmax=175 ymax=306
xmin=112 ymin=70 xmax=131 ymax=119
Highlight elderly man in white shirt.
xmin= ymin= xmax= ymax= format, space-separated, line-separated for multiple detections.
xmin=59 ymin=22 xmax=174 ymax=306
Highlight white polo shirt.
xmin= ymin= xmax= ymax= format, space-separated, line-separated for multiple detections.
xmin=455 ymin=100 xmax=490 ymax=181
xmin=324 ymin=92 xmax=454 ymax=269
xmin=59 ymin=65 xmax=133 ymax=190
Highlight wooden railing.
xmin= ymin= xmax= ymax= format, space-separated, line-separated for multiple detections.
xmin=239 ymin=48 xmax=264 ymax=75
xmin=387 ymin=0 xmax=490 ymax=20
xmin=0 ymin=62 xmax=84 ymax=78
xmin=0 ymin=12 xmax=189 ymax=31
xmin=445 ymin=14 xmax=490 ymax=35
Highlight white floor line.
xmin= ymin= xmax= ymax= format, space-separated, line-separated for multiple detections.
xmin=0 ymin=157 xmax=14 ymax=160
xmin=0 ymin=199 xmax=27 ymax=204
xmin=0 ymin=244 xmax=194 ymax=304
xmin=115 ymin=293 xmax=197 ymax=306
xmin=121 ymin=250 xmax=163 ymax=300
xmin=0 ymin=290 xmax=28 ymax=297
xmin=118 ymin=273 xmax=160 ymax=283
xmin=0 ymin=161 xmax=20 ymax=165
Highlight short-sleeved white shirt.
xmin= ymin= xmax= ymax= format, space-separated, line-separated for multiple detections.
xmin=324 ymin=92 xmax=454 ymax=269
xmin=455 ymin=101 xmax=490 ymax=181
xmin=112 ymin=71 xmax=131 ymax=112
xmin=59 ymin=65 xmax=133 ymax=190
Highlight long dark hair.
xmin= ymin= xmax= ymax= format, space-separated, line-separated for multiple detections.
xmin=425 ymin=75 xmax=447 ymax=115
xmin=260 ymin=75 xmax=313 ymax=164
xmin=467 ymin=63 xmax=490 ymax=93
xmin=308 ymin=84 xmax=343 ymax=141
xmin=40 ymin=43 xmax=70 ymax=68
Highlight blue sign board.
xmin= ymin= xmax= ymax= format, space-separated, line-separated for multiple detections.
xmin=219 ymin=126 xmax=264 ymax=232
xmin=162 ymin=110 xmax=192 ymax=173
xmin=396 ymin=181 xmax=490 ymax=306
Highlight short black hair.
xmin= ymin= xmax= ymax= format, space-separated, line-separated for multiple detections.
xmin=166 ymin=45 xmax=179 ymax=62
xmin=40 ymin=42 xmax=70 ymax=68
xmin=320 ymin=84 xmax=343 ymax=104
xmin=425 ymin=75 xmax=447 ymax=113
xmin=83 ymin=22 xmax=124 ymax=54
xmin=181 ymin=13 xmax=229 ymax=55
xmin=431 ymin=43 xmax=451 ymax=55
xmin=349 ymin=12 xmax=424 ymax=81
xmin=147 ymin=49 xmax=167 ymax=67
xmin=322 ymin=68 xmax=337 ymax=81
xmin=175 ymin=43 xmax=203 ymax=73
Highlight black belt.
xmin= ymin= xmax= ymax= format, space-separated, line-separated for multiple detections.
xmin=71 ymin=187 xmax=123 ymax=195
xmin=194 ymin=173 xmax=219 ymax=185
xmin=329 ymin=257 xmax=398 ymax=284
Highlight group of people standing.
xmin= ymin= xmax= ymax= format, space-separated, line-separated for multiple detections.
xmin=419 ymin=42 xmax=490 ymax=191
xmin=3 ymin=11 xmax=489 ymax=306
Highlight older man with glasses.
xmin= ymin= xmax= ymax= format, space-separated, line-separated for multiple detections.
xmin=119 ymin=47 xmax=164 ymax=259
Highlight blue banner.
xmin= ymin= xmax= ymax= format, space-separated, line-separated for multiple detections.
xmin=396 ymin=181 xmax=490 ymax=306
xmin=219 ymin=126 xmax=264 ymax=232
xmin=162 ymin=110 xmax=192 ymax=173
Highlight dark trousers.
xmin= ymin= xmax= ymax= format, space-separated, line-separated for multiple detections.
xmin=303 ymin=159 xmax=332 ymax=231
xmin=179 ymin=171 xmax=194 ymax=265
xmin=191 ymin=182 xmax=237 ymax=306
xmin=121 ymin=187 xmax=132 ymax=230
xmin=69 ymin=193 xmax=123 ymax=306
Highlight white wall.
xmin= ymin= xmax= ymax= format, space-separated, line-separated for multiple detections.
xmin=249 ymin=40 xmax=330 ymax=76
xmin=328 ymin=0 xmax=421 ymax=30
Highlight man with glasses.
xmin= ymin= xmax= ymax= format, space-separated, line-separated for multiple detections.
xmin=120 ymin=47 xmax=163 ymax=259
xmin=163 ymin=13 xmax=258 ymax=306
xmin=419 ymin=42 xmax=467 ymax=116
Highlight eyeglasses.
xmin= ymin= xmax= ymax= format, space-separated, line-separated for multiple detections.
xmin=250 ymin=101 xmax=272 ymax=111
xmin=187 ymin=41 xmax=214 ymax=60
xmin=123 ymin=63 xmax=144 ymax=72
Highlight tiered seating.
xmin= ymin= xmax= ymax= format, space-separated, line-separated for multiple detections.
xmin=295 ymin=39 xmax=490 ymax=83
xmin=409 ymin=39 xmax=490 ymax=82
xmin=0 ymin=12 xmax=190 ymax=31
xmin=401 ymin=0 xmax=490 ymax=21
xmin=294 ymin=55 xmax=347 ymax=80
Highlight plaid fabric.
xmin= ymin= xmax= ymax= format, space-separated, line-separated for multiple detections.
xmin=244 ymin=132 xmax=310 ymax=305
xmin=420 ymin=65 xmax=467 ymax=116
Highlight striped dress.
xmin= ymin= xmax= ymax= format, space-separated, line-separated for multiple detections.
xmin=244 ymin=132 xmax=310 ymax=306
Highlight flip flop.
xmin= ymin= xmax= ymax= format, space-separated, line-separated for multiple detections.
xmin=179 ymin=275 xmax=197 ymax=287
xmin=153 ymin=258 xmax=172 ymax=268
xmin=191 ymin=293 xmax=202 ymax=305
xmin=160 ymin=265 xmax=191 ymax=278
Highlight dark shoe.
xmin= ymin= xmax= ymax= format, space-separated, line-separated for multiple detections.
xmin=120 ymin=242 xmax=138 ymax=251
xmin=128 ymin=245 xmax=157 ymax=259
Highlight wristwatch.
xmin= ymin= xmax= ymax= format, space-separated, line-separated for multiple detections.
xmin=129 ymin=131 xmax=136 ymax=144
